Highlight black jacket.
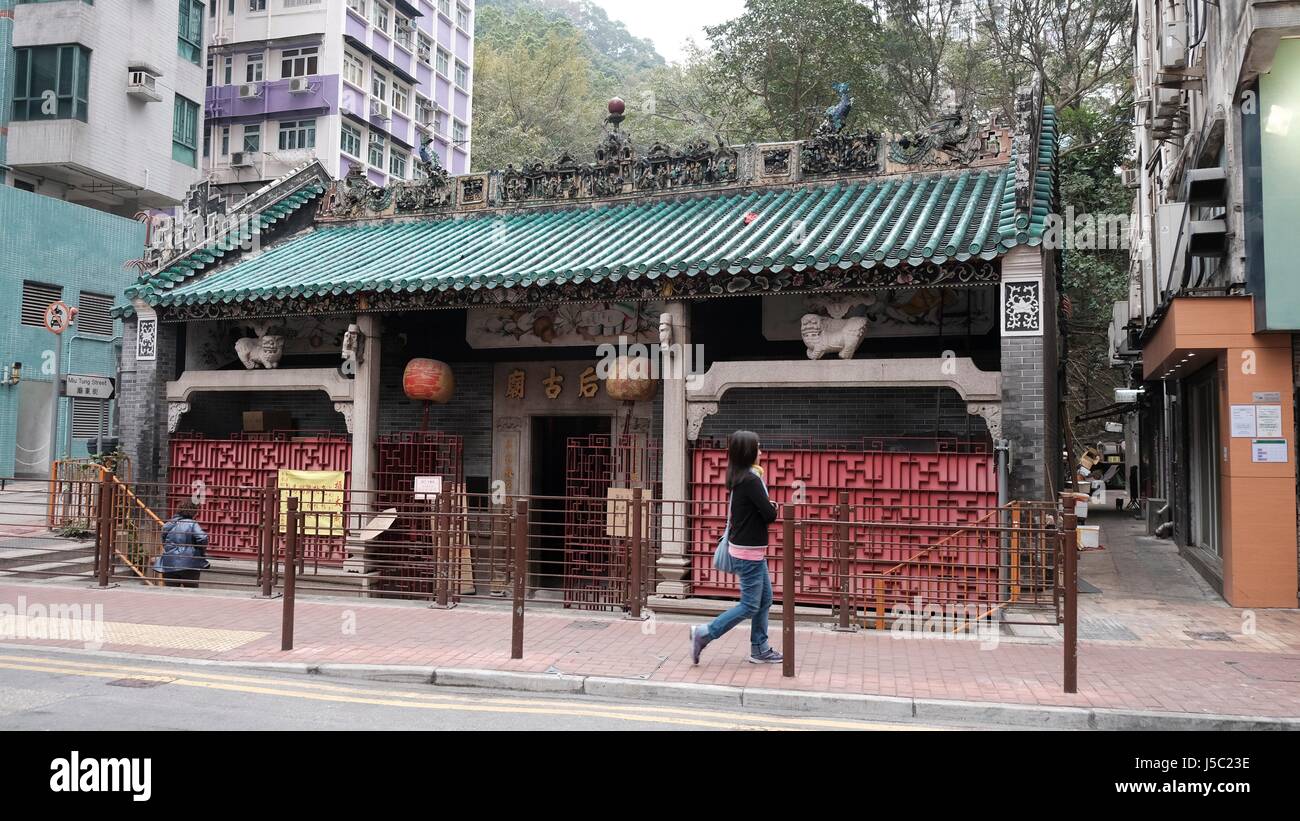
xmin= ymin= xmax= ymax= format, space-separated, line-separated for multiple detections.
xmin=728 ymin=471 xmax=778 ymax=547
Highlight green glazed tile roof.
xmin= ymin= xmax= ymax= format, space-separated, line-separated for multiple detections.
xmin=117 ymin=180 xmax=328 ymax=313
xmin=136 ymin=108 xmax=1056 ymax=310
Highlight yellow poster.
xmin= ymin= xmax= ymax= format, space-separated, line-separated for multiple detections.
xmin=278 ymin=469 xmax=345 ymax=536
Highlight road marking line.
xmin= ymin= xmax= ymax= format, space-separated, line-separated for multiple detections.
xmin=0 ymin=653 xmax=941 ymax=731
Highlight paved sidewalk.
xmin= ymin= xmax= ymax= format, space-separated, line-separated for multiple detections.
xmin=1 ymin=510 xmax=1298 ymax=722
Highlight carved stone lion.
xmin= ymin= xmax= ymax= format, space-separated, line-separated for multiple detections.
xmin=800 ymin=314 xmax=868 ymax=360
xmin=235 ymin=334 xmax=285 ymax=369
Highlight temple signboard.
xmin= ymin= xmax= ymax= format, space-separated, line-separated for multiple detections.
xmin=466 ymin=303 xmax=661 ymax=349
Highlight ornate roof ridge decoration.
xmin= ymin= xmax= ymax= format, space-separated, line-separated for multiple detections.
xmin=1013 ymin=72 xmax=1045 ymax=215
xmin=117 ymin=164 xmax=332 ymax=317
xmin=314 ymin=88 xmax=1017 ymax=223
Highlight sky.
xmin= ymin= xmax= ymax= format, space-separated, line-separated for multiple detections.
xmin=588 ymin=0 xmax=748 ymax=64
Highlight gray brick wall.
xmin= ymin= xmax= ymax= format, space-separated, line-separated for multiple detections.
xmin=378 ymin=360 xmax=493 ymax=477
xmin=1001 ymin=334 xmax=1048 ymax=499
xmin=118 ymin=317 xmax=178 ymax=491
xmin=696 ymin=386 xmax=988 ymax=444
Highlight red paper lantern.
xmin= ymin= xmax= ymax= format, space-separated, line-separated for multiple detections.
xmin=604 ymin=355 xmax=658 ymax=402
xmin=403 ymin=358 xmax=455 ymax=404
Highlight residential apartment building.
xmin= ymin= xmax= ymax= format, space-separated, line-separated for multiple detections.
xmin=1114 ymin=0 xmax=1300 ymax=607
xmin=2 ymin=0 xmax=206 ymax=214
xmin=202 ymin=0 xmax=473 ymax=199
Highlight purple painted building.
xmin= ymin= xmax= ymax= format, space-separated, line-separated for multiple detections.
xmin=203 ymin=0 xmax=473 ymax=199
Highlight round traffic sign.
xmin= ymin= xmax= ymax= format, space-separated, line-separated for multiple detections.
xmin=43 ymin=301 xmax=77 ymax=335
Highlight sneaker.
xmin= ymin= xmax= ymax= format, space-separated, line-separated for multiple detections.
xmin=748 ymin=647 xmax=783 ymax=664
xmin=690 ymin=625 xmax=711 ymax=665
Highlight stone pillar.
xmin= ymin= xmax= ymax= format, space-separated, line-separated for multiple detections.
xmin=656 ymin=301 xmax=691 ymax=596
xmin=118 ymin=308 xmax=178 ymax=492
xmin=348 ymin=314 xmax=382 ymax=495
xmin=999 ymin=246 xmax=1051 ymax=499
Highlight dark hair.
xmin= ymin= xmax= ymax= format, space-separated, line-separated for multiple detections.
xmin=727 ymin=430 xmax=760 ymax=488
xmin=175 ymin=503 xmax=198 ymax=520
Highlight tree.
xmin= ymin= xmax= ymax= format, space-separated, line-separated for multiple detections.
xmin=469 ymin=7 xmax=603 ymax=170
xmin=873 ymin=0 xmax=977 ymax=128
xmin=629 ymin=44 xmax=772 ymax=146
xmin=704 ymin=0 xmax=888 ymax=140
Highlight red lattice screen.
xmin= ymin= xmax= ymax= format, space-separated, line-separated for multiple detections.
xmin=168 ymin=434 xmax=352 ymax=562
xmin=690 ymin=439 xmax=998 ymax=605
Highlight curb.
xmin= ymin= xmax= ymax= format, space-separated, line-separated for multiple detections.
xmin=7 ymin=642 xmax=1300 ymax=730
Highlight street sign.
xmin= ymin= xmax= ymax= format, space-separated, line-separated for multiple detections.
xmin=43 ymin=300 xmax=77 ymax=335
xmin=61 ymin=373 xmax=116 ymax=400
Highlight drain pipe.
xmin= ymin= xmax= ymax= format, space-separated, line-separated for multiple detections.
xmin=995 ymin=437 xmax=1011 ymax=610
xmin=0 ymin=0 xmax=14 ymax=185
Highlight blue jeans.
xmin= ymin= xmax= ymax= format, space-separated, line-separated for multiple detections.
xmin=706 ymin=558 xmax=771 ymax=653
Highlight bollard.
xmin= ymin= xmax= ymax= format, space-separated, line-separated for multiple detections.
xmin=281 ymin=497 xmax=299 ymax=652
xmin=95 ymin=475 xmax=115 ymax=588
xmin=627 ymin=487 xmax=643 ymax=620
xmin=435 ymin=491 xmax=451 ymax=609
xmin=782 ymin=506 xmax=795 ymax=678
xmin=511 ymin=499 xmax=527 ymax=660
xmin=835 ymin=491 xmax=852 ymax=631
xmin=1059 ymin=491 xmax=1078 ymax=694
xmin=260 ymin=483 xmax=277 ymax=597
xmin=874 ymin=577 xmax=886 ymax=631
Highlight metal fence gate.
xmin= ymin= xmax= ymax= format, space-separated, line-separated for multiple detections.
xmin=562 ymin=433 xmax=660 ymax=610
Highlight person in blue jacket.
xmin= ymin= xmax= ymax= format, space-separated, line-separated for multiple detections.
xmin=153 ymin=504 xmax=210 ymax=588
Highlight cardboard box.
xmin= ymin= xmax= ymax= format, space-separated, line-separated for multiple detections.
xmin=242 ymin=411 xmax=294 ymax=432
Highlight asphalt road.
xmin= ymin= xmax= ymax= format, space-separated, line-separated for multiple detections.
xmin=0 ymin=648 xmax=975 ymax=731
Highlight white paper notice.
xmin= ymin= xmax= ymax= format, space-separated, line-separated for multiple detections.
xmin=1230 ymin=405 xmax=1257 ymax=438
xmin=1256 ymin=404 xmax=1283 ymax=437
xmin=413 ymin=474 xmax=443 ymax=500
xmin=1252 ymin=440 xmax=1288 ymax=463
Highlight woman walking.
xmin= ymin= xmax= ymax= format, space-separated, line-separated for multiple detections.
xmin=690 ymin=430 xmax=782 ymax=665
xmin=153 ymin=504 xmax=210 ymax=588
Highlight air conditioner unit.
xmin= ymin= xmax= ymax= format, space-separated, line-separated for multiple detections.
xmin=1122 ymin=167 xmax=1139 ymax=188
xmin=288 ymin=77 xmax=311 ymax=94
xmin=371 ymin=98 xmax=390 ymax=119
xmin=1160 ymin=18 xmax=1188 ymax=71
xmin=126 ymin=71 xmax=162 ymax=103
xmin=231 ymin=151 xmax=253 ymax=167
xmin=239 ymin=83 xmax=262 ymax=99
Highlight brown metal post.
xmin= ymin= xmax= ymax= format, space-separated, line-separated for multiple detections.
xmin=874 ymin=577 xmax=886 ymax=631
xmin=628 ymin=487 xmax=643 ymax=619
xmin=435 ymin=491 xmax=450 ymax=608
xmin=281 ymin=497 xmax=299 ymax=652
xmin=1059 ymin=492 xmax=1078 ymax=693
xmin=261 ymin=481 xmax=278 ymax=597
xmin=782 ymin=505 xmax=795 ymax=678
xmin=511 ymin=499 xmax=527 ymax=659
xmin=836 ymin=490 xmax=852 ymax=631
xmin=95 ymin=474 xmax=115 ymax=587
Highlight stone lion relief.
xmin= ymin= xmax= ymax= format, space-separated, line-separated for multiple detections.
xmin=800 ymin=313 xmax=868 ymax=360
xmin=235 ymin=333 xmax=285 ymax=369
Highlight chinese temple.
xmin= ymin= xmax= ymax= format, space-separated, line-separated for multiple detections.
xmin=115 ymin=78 xmax=1061 ymax=601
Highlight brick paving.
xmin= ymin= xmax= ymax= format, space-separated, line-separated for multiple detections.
xmin=1 ymin=510 xmax=1298 ymax=718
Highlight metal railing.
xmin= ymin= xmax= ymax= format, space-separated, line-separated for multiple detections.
xmin=12 ymin=474 xmax=1080 ymax=691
